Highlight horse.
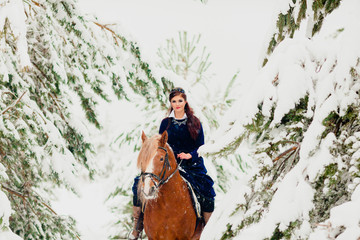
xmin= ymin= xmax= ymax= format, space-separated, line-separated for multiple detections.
xmin=137 ymin=130 xmax=202 ymax=240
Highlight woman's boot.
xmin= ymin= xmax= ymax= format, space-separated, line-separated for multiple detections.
xmin=128 ymin=206 xmax=144 ymax=240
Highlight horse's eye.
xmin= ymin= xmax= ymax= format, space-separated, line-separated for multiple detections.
xmin=160 ymin=157 xmax=164 ymax=162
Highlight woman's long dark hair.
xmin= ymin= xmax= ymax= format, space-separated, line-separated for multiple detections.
xmin=168 ymin=89 xmax=201 ymax=140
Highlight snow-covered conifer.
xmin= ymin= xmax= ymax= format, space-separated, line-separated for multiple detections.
xmin=200 ymin=0 xmax=360 ymax=239
xmin=0 ymin=0 xmax=167 ymax=238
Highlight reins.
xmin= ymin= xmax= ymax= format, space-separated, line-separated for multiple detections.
xmin=140 ymin=146 xmax=182 ymax=189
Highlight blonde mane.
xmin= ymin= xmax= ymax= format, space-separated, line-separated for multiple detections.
xmin=137 ymin=134 xmax=161 ymax=171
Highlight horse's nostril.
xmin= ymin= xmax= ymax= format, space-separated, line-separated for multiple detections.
xmin=149 ymin=186 xmax=155 ymax=195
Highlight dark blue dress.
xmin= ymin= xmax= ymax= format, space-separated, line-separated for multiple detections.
xmin=132 ymin=117 xmax=215 ymax=212
xmin=159 ymin=117 xmax=216 ymax=199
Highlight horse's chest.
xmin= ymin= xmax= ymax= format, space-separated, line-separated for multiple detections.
xmin=144 ymin=194 xmax=196 ymax=239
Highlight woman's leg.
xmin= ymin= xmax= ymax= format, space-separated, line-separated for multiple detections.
xmin=203 ymin=211 xmax=212 ymax=225
xmin=129 ymin=206 xmax=143 ymax=239
xmin=197 ymin=194 xmax=214 ymax=226
xmin=129 ymin=176 xmax=143 ymax=239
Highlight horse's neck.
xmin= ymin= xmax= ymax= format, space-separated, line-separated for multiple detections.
xmin=164 ymin=170 xmax=185 ymax=189
xmin=159 ymin=171 xmax=188 ymax=200
xmin=144 ymin=168 xmax=197 ymax=239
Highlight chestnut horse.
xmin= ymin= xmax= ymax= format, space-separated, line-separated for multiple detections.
xmin=137 ymin=130 xmax=202 ymax=240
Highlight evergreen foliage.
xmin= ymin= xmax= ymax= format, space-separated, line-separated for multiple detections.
xmin=217 ymin=97 xmax=360 ymax=239
xmin=157 ymin=31 xmax=212 ymax=84
xmin=200 ymin=0 xmax=360 ymax=239
xmin=198 ymin=0 xmax=208 ymax=4
xmin=264 ymin=0 xmax=341 ymax=66
xmin=0 ymin=0 xmax=167 ymax=239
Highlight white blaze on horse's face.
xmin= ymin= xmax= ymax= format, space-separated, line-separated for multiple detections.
xmin=143 ymin=152 xmax=157 ymax=199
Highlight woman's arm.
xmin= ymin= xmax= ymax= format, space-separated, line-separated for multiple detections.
xmin=189 ymin=123 xmax=204 ymax=159
xmin=159 ymin=118 xmax=170 ymax=134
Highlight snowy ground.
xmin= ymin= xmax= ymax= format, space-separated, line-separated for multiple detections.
xmin=52 ymin=0 xmax=278 ymax=239
xmin=53 ymin=178 xmax=114 ymax=239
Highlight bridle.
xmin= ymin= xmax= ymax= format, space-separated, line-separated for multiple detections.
xmin=140 ymin=146 xmax=182 ymax=189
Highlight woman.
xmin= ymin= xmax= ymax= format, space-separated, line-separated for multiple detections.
xmin=129 ymin=87 xmax=216 ymax=240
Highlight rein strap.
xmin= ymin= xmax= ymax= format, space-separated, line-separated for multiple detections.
xmin=141 ymin=146 xmax=182 ymax=189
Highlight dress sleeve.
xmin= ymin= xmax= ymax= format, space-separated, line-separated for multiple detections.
xmin=189 ymin=123 xmax=204 ymax=159
xmin=159 ymin=118 xmax=170 ymax=134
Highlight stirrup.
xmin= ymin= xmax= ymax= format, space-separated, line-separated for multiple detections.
xmin=127 ymin=230 xmax=142 ymax=240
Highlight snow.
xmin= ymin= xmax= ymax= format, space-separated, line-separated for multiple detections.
xmin=45 ymin=0 xmax=278 ymax=238
xmin=2 ymin=0 xmax=360 ymax=239
xmin=207 ymin=0 xmax=360 ymax=238
xmin=52 ymin=178 xmax=115 ymax=240
xmin=201 ymin=174 xmax=251 ymax=240
xmin=0 ymin=0 xmax=31 ymax=69
xmin=52 ymin=98 xmax=144 ymax=239
xmin=0 ymin=188 xmax=22 ymax=240
xmin=52 ymin=0 xmax=360 ymax=238
xmin=310 ymin=184 xmax=360 ymax=240
xmin=306 ymin=133 xmax=337 ymax=182
xmin=308 ymin=184 xmax=360 ymax=240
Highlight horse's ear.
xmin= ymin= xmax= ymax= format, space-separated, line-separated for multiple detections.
xmin=141 ymin=131 xmax=147 ymax=143
xmin=160 ymin=131 xmax=168 ymax=147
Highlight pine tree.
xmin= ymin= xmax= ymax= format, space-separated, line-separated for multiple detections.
xmin=263 ymin=0 xmax=341 ymax=66
xmin=0 ymin=0 xmax=168 ymax=239
xmin=157 ymin=31 xmax=212 ymax=84
xmin=200 ymin=0 xmax=360 ymax=239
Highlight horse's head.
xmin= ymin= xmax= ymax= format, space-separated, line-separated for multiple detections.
xmin=137 ymin=131 xmax=177 ymax=200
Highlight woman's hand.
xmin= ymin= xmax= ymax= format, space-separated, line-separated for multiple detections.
xmin=177 ymin=152 xmax=192 ymax=160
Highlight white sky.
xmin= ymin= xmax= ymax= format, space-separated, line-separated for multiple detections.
xmin=77 ymin=0 xmax=277 ymax=83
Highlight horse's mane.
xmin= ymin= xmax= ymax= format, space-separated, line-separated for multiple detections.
xmin=137 ymin=134 xmax=161 ymax=171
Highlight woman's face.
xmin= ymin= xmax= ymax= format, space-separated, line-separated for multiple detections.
xmin=170 ymin=95 xmax=187 ymax=115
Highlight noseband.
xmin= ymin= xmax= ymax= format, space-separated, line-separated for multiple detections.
xmin=140 ymin=146 xmax=181 ymax=189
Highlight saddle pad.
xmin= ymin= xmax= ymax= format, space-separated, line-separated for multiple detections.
xmin=181 ymin=176 xmax=202 ymax=219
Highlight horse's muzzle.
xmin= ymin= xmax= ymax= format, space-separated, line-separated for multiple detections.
xmin=142 ymin=187 xmax=157 ymax=199
xmin=142 ymin=178 xmax=158 ymax=199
